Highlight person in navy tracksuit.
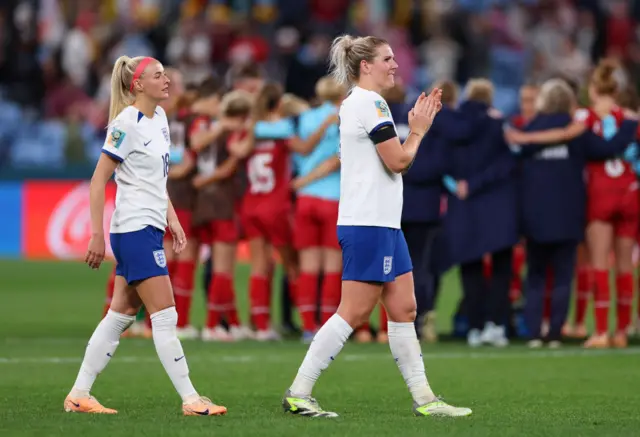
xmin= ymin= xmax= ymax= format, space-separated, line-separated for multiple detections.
xmin=508 ymin=79 xmax=639 ymax=345
xmin=435 ymin=79 xmax=519 ymax=347
xmin=400 ymin=81 xmax=458 ymax=340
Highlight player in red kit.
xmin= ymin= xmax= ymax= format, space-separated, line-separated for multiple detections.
xmin=188 ymin=83 xmax=252 ymax=342
xmin=163 ymin=69 xmax=200 ymax=340
xmin=512 ymin=62 xmax=638 ymax=347
xmin=229 ymin=83 xmax=335 ymax=341
xmin=575 ymin=62 xmax=638 ymax=348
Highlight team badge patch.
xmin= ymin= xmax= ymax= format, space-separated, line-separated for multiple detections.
xmin=383 ymin=256 xmax=393 ymax=275
xmin=153 ymin=250 xmax=167 ymax=268
xmin=162 ymin=127 xmax=170 ymax=144
xmin=109 ymin=128 xmax=126 ymax=149
xmin=375 ymin=100 xmax=390 ymax=118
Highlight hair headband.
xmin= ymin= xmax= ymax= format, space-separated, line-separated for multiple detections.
xmin=129 ymin=57 xmax=154 ymax=93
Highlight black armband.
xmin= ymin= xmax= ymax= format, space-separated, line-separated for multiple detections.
xmin=369 ymin=122 xmax=398 ymax=144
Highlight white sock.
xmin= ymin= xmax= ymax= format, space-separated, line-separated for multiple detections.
xmin=289 ymin=314 xmax=353 ymax=397
xmin=388 ymin=321 xmax=435 ymax=406
xmin=151 ymin=307 xmax=199 ymax=403
xmin=71 ymin=310 xmax=134 ymax=397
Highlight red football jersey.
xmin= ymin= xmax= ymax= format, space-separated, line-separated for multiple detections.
xmin=243 ymin=138 xmax=292 ymax=210
xmin=510 ymin=114 xmax=528 ymax=129
xmin=574 ymin=106 xmax=635 ymax=189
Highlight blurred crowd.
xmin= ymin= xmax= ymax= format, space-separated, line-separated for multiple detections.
xmin=3 ymin=0 xmax=640 ymax=169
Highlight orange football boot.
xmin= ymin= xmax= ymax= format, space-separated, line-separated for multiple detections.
xmin=64 ymin=396 xmax=117 ymax=414
xmin=182 ymin=396 xmax=227 ymax=416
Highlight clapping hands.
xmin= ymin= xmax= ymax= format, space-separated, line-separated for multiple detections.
xmin=408 ymin=88 xmax=442 ymax=138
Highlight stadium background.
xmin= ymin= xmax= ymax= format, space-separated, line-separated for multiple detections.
xmin=1 ymin=0 xmax=640 ymax=436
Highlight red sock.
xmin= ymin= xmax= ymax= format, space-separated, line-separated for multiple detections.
xmin=320 ymin=273 xmax=341 ymax=324
xmin=360 ymin=321 xmax=370 ymax=332
xmin=575 ymin=267 xmax=591 ymax=325
xmin=593 ymin=270 xmax=610 ymax=335
xmin=103 ymin=267 xmax=117 ymax=317
xmin=206 ymin=275 xmax=224 ymax=328
xmin=144 ymin=311 xmax=152 ymax=329
xmin=483 ymin=256 xmax=493 ymax=280
xmin=616 ymin=273 xmax=633 ymax=333
xmin=510 ymin=245 xmax=525 ymax=301
xmin=172 ymin=260 xmax=195 ymax=328
xmin=379 ymin=306 xmax=388 ymax=332
xmin=226 ymin=275 xmax=241 ymax=326
xmin=167 ymin=259 xmax=177 ymax=279
xmin=296 ymin=273 xmax=318 ymax=332
xmin=250 ymin=276 xmax=271 ymax=331
xmin=543 ymin=267 xmax=553 ymax=322
xmin=215 ymin=274 xmax=238 ymax=327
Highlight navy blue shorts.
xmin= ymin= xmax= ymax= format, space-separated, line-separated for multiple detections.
xmin=110 ymin=226 xmax=168 ymax=284
xmin=337 ymin=225 xmax=413 ymax=283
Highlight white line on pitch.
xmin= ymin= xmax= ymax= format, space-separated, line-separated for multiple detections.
xmin=0 ymin=347 xmax=638 ymax=365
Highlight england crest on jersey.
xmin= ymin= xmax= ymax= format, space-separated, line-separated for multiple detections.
xmin=153 ymin=250 xmax=167 ymax=268
xmin=162 ymin=127 xmax=170 ymax=144
xmin=383 ymin=256 xmax=393 ymax=275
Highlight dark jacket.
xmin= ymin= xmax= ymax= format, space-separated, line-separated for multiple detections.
xmin=436 ymin=100 xmax=519 ymax=270
xmin=400 ymin=104 xmax=452 ymax=224
xmin=518 ymin=113 xmax=638 ymax=243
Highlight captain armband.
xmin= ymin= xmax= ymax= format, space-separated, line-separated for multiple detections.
xmin=369 ymin=124 xmax=398 ymax=144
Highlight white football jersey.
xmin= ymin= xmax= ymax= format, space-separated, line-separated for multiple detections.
xmin=102 ymin=105 xmax=170 ymax=234
xmin=337 ymin=86 xmax=403 ymax=229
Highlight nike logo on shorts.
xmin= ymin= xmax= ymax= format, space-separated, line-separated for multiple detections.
xmin=144 ymin=140 xmax=152 ymax=146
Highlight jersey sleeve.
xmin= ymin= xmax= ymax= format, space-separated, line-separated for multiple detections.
xmin=254 ymin=118 xmax=296 ymax=139
xmin=573 ymin=108 xmax=590 ymax=124
xmin=360 ymin=95 xmax=394 ymax=133
xmin=102 ymin=119 xmax=136 ymax=162
xmin=358 ymin=94 xmax=396 ymax=142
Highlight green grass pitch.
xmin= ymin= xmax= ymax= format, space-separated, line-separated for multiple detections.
xmin=1 ymin=259 xmax=639 ymax=437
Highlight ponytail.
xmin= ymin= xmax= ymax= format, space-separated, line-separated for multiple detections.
xmin=108 ymin=55 xmax=151 ymax=123
xmin=329 ymin=35 xmax=356 ymax=86
xmin=253 ymin=82 xmax=283 ymax=120
xmin=590 ymin=58 xmax=620 ymax=97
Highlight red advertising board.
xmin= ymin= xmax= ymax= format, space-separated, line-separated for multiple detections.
xmin=21 ymin=180 xmax=253 ymax=261
xmin=23 ymin=181 xmax=117 ymax=260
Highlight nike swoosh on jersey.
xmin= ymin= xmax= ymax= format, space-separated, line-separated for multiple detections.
xmin=144 ymin=140 xmax=152 ymax=146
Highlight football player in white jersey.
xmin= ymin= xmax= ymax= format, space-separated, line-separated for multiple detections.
xmin=63 ymin=56 xmax=226 ymax=416
xmin=282 ymin=35 xmax=472 ymax=418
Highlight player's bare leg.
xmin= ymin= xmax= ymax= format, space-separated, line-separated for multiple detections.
xmin=585 ymin=221 xmax=614 ymax=348
xmin=65 ymin=276 xmax=140 ymax=414
xmin=382 ymin=272 xmax=471 ymax=417
xmin=137 ymin=275 xmax=226 ymax=415
xmin=284 ymin=280 xmax=381 ymax=417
